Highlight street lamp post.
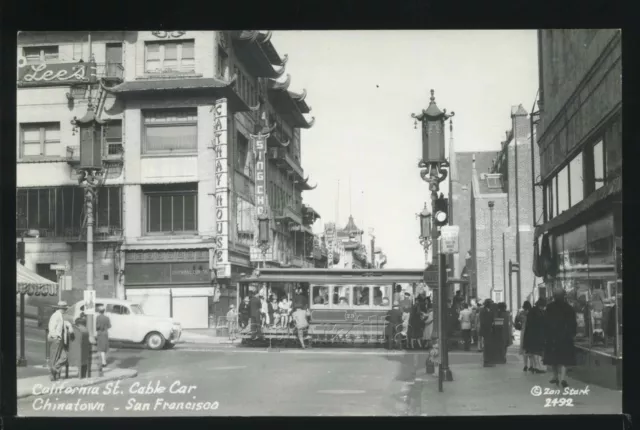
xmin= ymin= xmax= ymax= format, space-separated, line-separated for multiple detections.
xmin=488 ymin=201 xmax=495 ymax=300
xmin=412 ymin=89 xmax=454 ymax=391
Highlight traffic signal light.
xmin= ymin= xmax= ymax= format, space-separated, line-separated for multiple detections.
xmin=434 ymin=193 xmax=448 ymax=228
xmin=509 ymin=260 xmax=520 ymax=273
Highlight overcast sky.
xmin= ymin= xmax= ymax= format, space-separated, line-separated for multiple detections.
xmin=272 ymin=30 xmax=538 ymax=268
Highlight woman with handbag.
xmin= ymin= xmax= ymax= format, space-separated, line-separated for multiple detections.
xmin=422 ymin=301 xmax=434 ymax=349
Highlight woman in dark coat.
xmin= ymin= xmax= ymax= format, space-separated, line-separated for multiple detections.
xmin=523 ymin=298 xmax=546 ymax=373
xmin=238 ymin=296 xmax=250 ymax=328
xmin=479 ymin=299 xmax=495 ymax=366
xmin=95 ymin=306 xmax=111 ymax=371
xmin=544 ymin=288 xmax=577 ymax=388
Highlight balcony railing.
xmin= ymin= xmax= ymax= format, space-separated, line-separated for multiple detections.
xmin=269 ymin=148 xmax=303 ymax=180
xmin=95 ymin=63 xmax=124 ymax=80
xmin=64 ymin=225 xmax=124 ymax=242
xmin=66 ymin=143 xmax=124 ymax=164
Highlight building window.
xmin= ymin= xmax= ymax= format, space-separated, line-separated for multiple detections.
xmin=20 ymin=123 xmax=61 ymax=158
xmin=145 ymin=40 xmax=195 ymax=73
xmin=16 ymin=187 xmax=122 ymax=237
xmin=236 ymin=196 xmax=255 ymax=246
xmin=492 ymin=290 xmax=504 ymax=303
xmin=569 ymin=152 xmax=584 ymax=207
xmin=593 ymin=140 xmax=606 ymax=190
xmin=22 ymin=46 xmax=59 ymax=64
xmin=95 ymin=187 xmax=122 ymax=231
xmin=553 ymin=175 xmax=559 ymax=218
xmin=145 ymin=184 xmax=198 ymax=234
xmin=104 ymin=120 xmax=123 ymax=156
xmin=545 ymin=181 xmax=554 ymax=221
xmin=143 ymin=109 xmax=197 ymax=153
xmin=236 ymin=132 xmax=253 ymax=178
xmin=218 ymin=47 xmax=229 ymax=80
xmin=557 ymin=165 xmax=569 ymax=215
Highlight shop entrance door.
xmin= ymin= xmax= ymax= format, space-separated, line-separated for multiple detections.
xmin=172 ymin=296 xmax=208 ymax=329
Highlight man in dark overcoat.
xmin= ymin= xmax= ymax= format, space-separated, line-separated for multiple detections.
xmin=69 ymin=314 xmax=91 ymax=378
xmin=544 ymin=288 xmax=577 ymax=388
xmin=479 ymin=299 xmax=495 ymax=367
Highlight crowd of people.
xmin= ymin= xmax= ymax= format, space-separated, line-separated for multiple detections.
xmin=385 ymin=284 xmax=434 ymax=350
xmin=229 ymin=286 xmax=312 ymax=348
xmin=47 ymin=301 xmax=111 ymax=381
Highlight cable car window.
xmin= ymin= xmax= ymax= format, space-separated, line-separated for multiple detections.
xmin=373 ymin=285 xmax=391 ymax=306
xmin=332 ymin=285 xmax=351 ymax=308
xmin=311 ymin=285 xmax=330 ymax=306
xmin=353 ymin=286 xmax=370 ymax=306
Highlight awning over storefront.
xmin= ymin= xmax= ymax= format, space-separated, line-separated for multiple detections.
xmin=534 ymin=175 xmax=621 ymax=240
xmin=16 ymin=263 xmax=58 ymax=296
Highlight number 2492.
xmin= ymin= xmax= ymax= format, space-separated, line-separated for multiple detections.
xmin=544 ymin=398 xmax=574 ymax=407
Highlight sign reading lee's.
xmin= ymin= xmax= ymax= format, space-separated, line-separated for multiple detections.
xmin=18 ymin=60 xmax=97 ymax=87
xmin=439 ymin=225 xmax=460 ymax=255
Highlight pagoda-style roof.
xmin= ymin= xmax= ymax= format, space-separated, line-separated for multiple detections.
xmin=302 ymin=205 xmax=321 ymax=223
xmin=296 ymin=175 xmax=317 ymax=191
xmin=232 ymin=31 xmax=287 ymax=78
xmin=411 ymin=89 xmax=454 ymax=121
xmin=267 ymin=76 xmax=315 ymax=129
xmin=341 ymin=215 xmax=364 ymax=236
xmin=104 ymin=76 xmax=251 ymax=112
xmin=72 ymin=106 xmax=107 ymax=126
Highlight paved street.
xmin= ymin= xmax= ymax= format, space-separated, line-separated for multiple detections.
xmin=17 ymin=344 xmax=622 ymax=416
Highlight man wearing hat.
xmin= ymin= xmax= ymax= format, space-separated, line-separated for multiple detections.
xmin=48 ymin=301 xmax=73 ymax=381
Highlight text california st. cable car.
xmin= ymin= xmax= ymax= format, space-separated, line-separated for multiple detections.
xmin=237 ymin=268 xmax=426 ymax=346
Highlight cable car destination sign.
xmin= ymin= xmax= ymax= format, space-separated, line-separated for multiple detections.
xmin=439 ymin=225 xmax=459 ymax=255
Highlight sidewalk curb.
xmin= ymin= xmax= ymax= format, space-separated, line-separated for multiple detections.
xmin=18 ymin=369 xmax=138 ymax=400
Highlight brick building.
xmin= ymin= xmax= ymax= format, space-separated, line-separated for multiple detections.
xmin=450 ymin=150 xmax=495 ymax=296
xmin=469 ymin=158 xmax=508 ymax=303
xmin=534 ymin=29 xmax=622 ymax=389
xmin=16 ymin=31 xmax=323 ymax=328
xmin=491 ymin=105 xmax=543 ymax=311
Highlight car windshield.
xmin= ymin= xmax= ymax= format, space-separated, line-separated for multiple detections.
xmin=129 ymin=304 xmax=144 ymax=315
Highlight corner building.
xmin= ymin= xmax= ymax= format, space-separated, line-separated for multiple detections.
xmin=535 ymin=29 xmax=622 ymax=389
xmin=16 ymin=31 xmax=320 ymax=329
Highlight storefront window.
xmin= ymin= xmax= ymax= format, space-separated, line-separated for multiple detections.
xmin=561 ymin=226 xmax=588 ymax=344
xmin=553 ymin=176 xmax=559 ymax=217
xmin=569 ymin=152 xmax=584 ymax=207
xmin=557 ymin=165 xmax=569 ymax=215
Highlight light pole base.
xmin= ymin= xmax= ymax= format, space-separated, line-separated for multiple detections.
xmin=17 ymin=357 xmax=28 ymax=367
xmin=87 ymin=342 xmax=104 ymax=378
xmin=443 ymin=367 xmax=454 ymax=382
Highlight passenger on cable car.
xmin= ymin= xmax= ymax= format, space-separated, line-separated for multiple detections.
xmin=393 ymin=284 xmax=403 ymax=305
xmin=268 ymin=296 xmax=279 ymax=327
xmin=381 ymin=297 xmax=390 ymax=306
xmin=386 ymin=302 xmax=403 ymax=350
xmin=373 ymin=289 xmax=383 ymax=306
xmin=260 ymin=295 xmax=269 ymax=327
xmin=249 ymin=291 xmax=262 ymax=338
xmin=278 ymin=296 xmax=291 ymax=328
xmin=239 ymin=296 xmax=250 ymax=328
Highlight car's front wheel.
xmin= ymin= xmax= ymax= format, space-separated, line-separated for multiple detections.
xmin=145 ymin=332 xmax=166 ymax=350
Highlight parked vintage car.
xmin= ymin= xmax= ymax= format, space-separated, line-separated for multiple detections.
xmin=63 ymin=298 xmax=182 ymax=350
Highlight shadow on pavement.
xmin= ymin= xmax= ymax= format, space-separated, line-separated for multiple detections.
xmin=114 ymin=355 xmax=145 ymax=369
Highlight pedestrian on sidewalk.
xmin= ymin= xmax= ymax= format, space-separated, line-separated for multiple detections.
xmin=515 ymin=301 xmax=531 ymax=370
xmin=470 ymin=305 xmax=479 ymax=347
xmin=226 ymin=305 xmax=238 ymax=340
xmin=292 ymin=306 xmax=310 ymax=349
xmin=459 ymin=303 xmax=473 ymax=351
xmin=523 ymin=298 xmax=546 ymax=374
xmin=493 ymin=302 xmax=513 ymax=364
xmin=408 ymin=297 xmax=425 ymax=349
xmin=96 ymin=305 xmax=111 ymax=374
xmin=479 ymin=299 xmax=496 ymax=366
xmin=544 ymin=288 xmax=577 ymax=388
xmin=70 ymin=314 xmax=91 ymax=379
xmin=47 ymin=301 xmax=72 ymax=381
xmin=476 ymin=302 xmax=484 ymax=351
xmin=422 ymin=300 xmax=434 ymax=349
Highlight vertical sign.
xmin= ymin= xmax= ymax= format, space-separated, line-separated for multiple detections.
xmin=325 ymin=223 xmax=336 ymax=269
xmin=213 ymin=99 xmax=230 ymax=278
xmin=251 ymin=132 xmax=268 ymax=217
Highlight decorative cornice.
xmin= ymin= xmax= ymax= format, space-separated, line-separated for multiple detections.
xmin=151 ymin=31 xmax=186 ymax=39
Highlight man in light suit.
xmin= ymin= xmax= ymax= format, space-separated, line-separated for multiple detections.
xmin=48 ymin=301 xmax=73 ymax=381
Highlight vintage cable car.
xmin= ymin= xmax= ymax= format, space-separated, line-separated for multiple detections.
xmin=237 ymin=268 xmax=425 ymax=346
